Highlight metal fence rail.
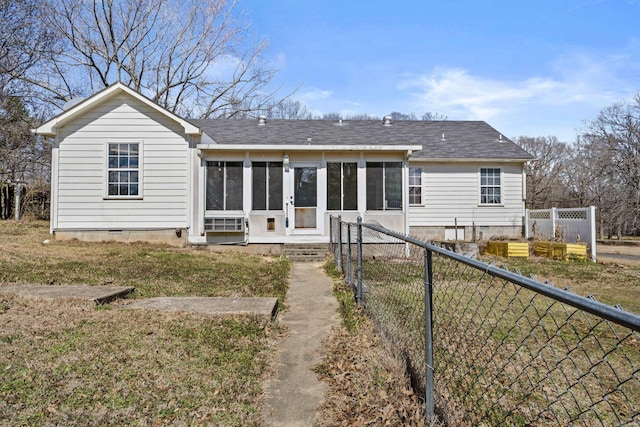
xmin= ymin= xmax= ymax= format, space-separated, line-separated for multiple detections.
xmin=329 ymin=215 xmax=640 ymax=426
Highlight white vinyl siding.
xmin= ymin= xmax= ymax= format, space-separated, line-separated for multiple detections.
xmin=408 ymin=163 xmax=525 ymax=227
xmin=55 ymin=93 xmax=189 ymax=230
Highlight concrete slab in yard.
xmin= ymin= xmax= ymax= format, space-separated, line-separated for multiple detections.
xmin=125 ymin=297 xmax=279 ymax=320
xmin=0 ymin=285 xmax=134 ymax=305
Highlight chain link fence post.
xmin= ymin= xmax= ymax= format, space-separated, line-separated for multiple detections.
xmin=424 ymin=247 xmax=435 ymax=422
xmin=346 ymin=222 xmax=352 ymax=287
xmin=329 ymin=214 xmax=333 ymax=247
xmin=356 ymin=216 xmax=363 ymax=307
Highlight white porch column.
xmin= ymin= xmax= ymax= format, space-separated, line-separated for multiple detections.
xmin=243 ymin=154 xmax=251 ymax=216
xmin=357 ymin=153 xmax=366 ymax=219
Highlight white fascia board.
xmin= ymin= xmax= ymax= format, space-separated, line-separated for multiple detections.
xmin=35 ymin=82 xmax=201 ymax=136
xmin=410 ymin=157 xmax=532 ymax=163
xmin=197 ymin=144 xmax=423 ymax=152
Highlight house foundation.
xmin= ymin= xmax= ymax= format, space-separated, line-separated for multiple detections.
xmin=409 ymin=225 xmax=523 ymax=242
xmin=54 ymin=229 xmax=187 ymax=246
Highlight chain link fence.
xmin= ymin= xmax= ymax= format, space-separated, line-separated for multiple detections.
xmin=329 ymin=215 xmax=640 ymax=426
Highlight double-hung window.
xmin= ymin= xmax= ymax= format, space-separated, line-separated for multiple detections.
xmin=206 ymin=161 xmax=243 ymax=210
xmin=480 ymin=168 xmax=502 ymax=205
xmin=327 ymin=162 xmax=357 ymax=210
xmin=366 ymin=162 xmax=402 ymax=210
xmin=409 ymin=167 xmax=422 ymax=205
xmin=252 ymin=161 xmax=283 ymax=210
xmin=107 ymin=143 xmax=140 ymax=197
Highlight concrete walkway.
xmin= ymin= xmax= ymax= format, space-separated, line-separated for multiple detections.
xmin=262 ymin=262 xmax=339 ymax=427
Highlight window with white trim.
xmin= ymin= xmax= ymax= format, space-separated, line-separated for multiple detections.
xmin=206 ymin=161 xmax=243 ymax=210
xmin=409 ymin=167 xmax=422 ymax=205
xmin=107 ymin=143 xmax=139 ymax=197
xmin=252 ymin=161 xmax=283 ymax=210
xmin=366 ymin=162 xmax=402 ymax=210
xmin=327 ymin=162 xmax=358 ymax=210
xmin=480 ymin=168 xmax=502 ymax=205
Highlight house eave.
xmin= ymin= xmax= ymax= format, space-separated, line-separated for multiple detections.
xmin=409 ymin=157 xmax=534 ymax=163
xmin=196 ymin=144 xmax=423 ymax=152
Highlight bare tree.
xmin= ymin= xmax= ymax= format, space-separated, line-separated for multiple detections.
xmin=0 ymin=95 xmax=50 ymax=219
xmin=12 ymin=0 xmax=279 ymax=119
xmin=514 ymin=136 xmax=569 ymax=209
xmin=345 ymin=113 xmax=380 ymax=120
xmin=0 ymin=0 xmax=56 ymax=90
xmin=422 ymin=112 xmax=448 ymax=121
xmin=266 ymin=99 xmax=313 ymax=120
xmin=389 ymin=111 xmax=418 ymax=121
xmin=320 ymin=112 xmax=342 ymax=121
xmin=578 ymin=95 xmax=640 ymax=237
xmin=0 ymin=0 xmax=55 ymax=218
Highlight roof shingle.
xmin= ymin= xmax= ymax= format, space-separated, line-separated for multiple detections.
xmin=191 ymin=119 xmax=534 ymax=161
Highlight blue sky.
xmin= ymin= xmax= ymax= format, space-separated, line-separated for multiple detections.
xmin=242 ymin=0 xmax=639 ymax=141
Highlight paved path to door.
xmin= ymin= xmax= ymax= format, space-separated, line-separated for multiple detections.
xmin=262 ymin=262 xmax=339 ymax=427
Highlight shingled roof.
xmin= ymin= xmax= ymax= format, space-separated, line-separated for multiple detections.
xmin=192 ymin=119 xmax=534 ymax=161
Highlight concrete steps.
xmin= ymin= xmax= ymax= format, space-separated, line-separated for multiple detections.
xmin=283 ymin=244 xmax=330 ymax=262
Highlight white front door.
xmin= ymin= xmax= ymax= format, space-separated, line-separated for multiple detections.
xmin=291 ymin=165 xmax=318 ymax=230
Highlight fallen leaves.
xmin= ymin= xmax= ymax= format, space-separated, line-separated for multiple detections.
xmin=314 ymin=316 xmax=429 ymax=426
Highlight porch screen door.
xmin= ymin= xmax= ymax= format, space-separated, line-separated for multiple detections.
xmin=294 ymin=167 xmax=317 ymax=228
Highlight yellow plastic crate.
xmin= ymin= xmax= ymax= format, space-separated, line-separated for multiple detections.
xmin=534 ymin=242 xmax=553 ymax=258
xmin=534 ymin=242 xmax=587 ymax=261
xmin=559 ymin=243 xmax=587 ymax=260
xmin=486 ymin=241 xmax=529 ymax=259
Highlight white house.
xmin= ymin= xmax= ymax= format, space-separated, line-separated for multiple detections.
xmin=35 ymin=83 xmax=534 ymax=246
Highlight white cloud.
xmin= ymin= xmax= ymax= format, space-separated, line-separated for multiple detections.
xmin=402 ymin=42 xmax=640 ymax=117
xmin=396 ymin=45 xmax=639 ymax=140
xmin=269 ymin=52 xmax=287 ymax=70
xmin=206 ymin=54 xmax=242 ymax=80
xmin=399 ymin=66 xmax=607 ymax=121
xmin=297 ymin=87 xmax=334 ymax=102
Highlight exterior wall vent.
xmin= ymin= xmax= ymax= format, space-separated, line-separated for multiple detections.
xmin=258 ymin=115 xmax=267 ymax=125
xmin=382 ymin=115 xmax=392 ymax=126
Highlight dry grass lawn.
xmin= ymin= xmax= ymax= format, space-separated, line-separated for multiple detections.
xmin=317 ymin=246 xmax=640 ymax=426
xmin=492 ymin=251 xmax=640 ymax=314
xmin=4 ymin=221 xmax=636 ymax=425
xmin=0 ymin=220 xmax=289 ymax=426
